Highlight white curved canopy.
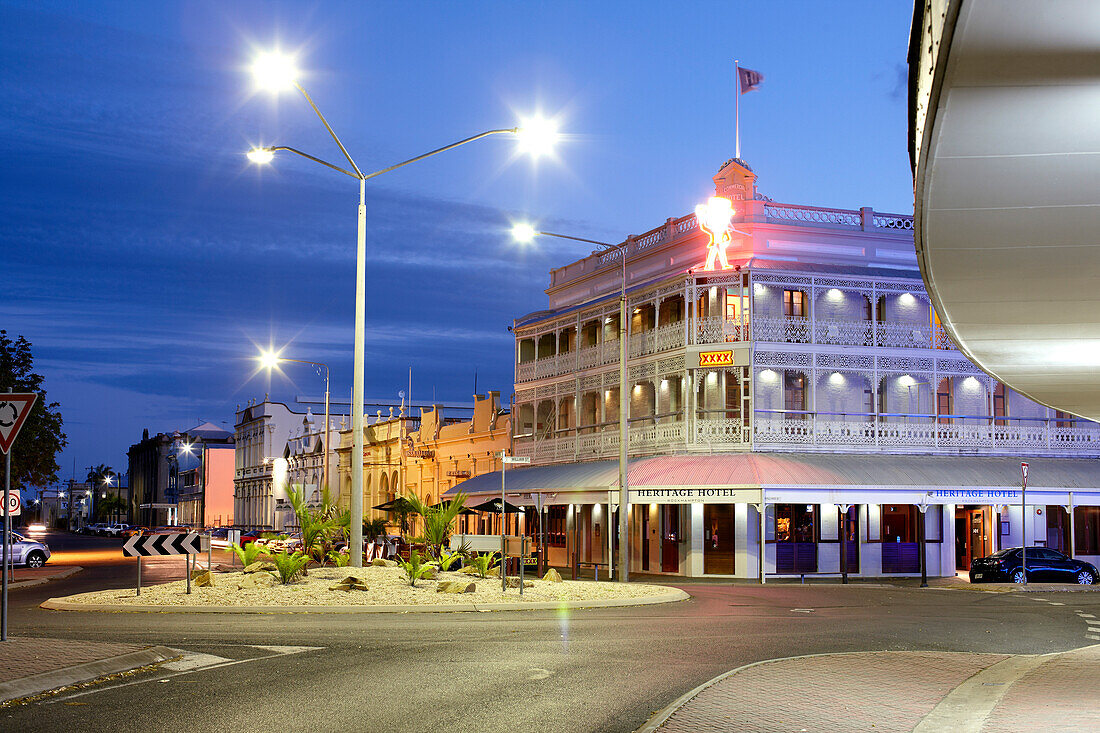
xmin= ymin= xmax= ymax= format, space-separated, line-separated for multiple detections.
xmin=910 ymin=0 xmax=1100 ymax=421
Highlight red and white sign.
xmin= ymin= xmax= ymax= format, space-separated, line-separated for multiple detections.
xmin=3 ymin=490 xmax=20 ymax=517
xmin=0 ymin=393 xmax=37 ymax=455
xmin=1021 ymin=461 xmax=1029 ymax=486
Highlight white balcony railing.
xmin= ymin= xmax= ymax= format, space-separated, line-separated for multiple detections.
xmin=754 ymin=411 xmax=1100 ymax=455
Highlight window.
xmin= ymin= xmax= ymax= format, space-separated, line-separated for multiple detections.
xmin=993 ymin=382 xmax=1007 ymax=426
xmin=1075 ymin=507 xmax=1100 ymax=555
xmin=882 ymin=505 xmax=918 ymax=543
xmin=547 ymin=506 xmax=567 ymax=547
xmin=936 ymin=377 xmax=953 ymax=424
xmin=725 ymin=379 xmax=741 ymax=420
xmin=1055 ymin=410 xmax=1073 ymax=429
xmin=783 ymin=290 xmax=806 ymax=318
xmin=863 ymin=388 xmax=874 ymax=419
xmin=774 ymin=504 xmax=817 ymax=543
xmin=863 ymin=296 xmax=873 ymax=322
xmin=784 ymin=372 xmax=806 ymax=419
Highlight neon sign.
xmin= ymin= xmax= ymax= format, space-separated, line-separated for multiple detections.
xmin=695 ymin=196 xmax=736 ymax=271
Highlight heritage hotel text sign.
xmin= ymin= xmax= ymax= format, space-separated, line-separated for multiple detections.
xmin=931 ymin=489 xmax=1019 ymax=501
xmin=630 ymin=488 xmax=758 ymax=504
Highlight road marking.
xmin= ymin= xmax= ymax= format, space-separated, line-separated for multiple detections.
xmin=790 ymin=608 xmax=815 ymax=613
xmin=46 ymin=645 xmax=323 ymax=703
xmin=161 ymin=653 xmax=231 ymax=672
xmin=1088 ymin=635 xmax=1100 ymax=641
xmin=912 ymin=655 xmax=1048 ymax=733
xmin=1078 ymin=613 xmax=1095 ymax=618
xmin=1047 ymin=602 xmax=1064 ymax=606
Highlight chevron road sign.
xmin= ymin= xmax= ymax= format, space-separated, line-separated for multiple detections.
xmin=123 ymin=532 xmax=209 ymax=557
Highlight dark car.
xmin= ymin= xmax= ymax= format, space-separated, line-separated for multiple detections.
xmin=970 ymin=547 xmax=1098 ymax=585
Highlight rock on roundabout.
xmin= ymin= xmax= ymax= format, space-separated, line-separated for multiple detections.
xmin=41 ymin=561 xmax=688 ymax=613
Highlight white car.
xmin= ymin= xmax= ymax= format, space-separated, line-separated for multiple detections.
xmin=103 ymin=524 xmax=131 ymax=537
xmin=4 ymin=533 xmax=51 ymax=568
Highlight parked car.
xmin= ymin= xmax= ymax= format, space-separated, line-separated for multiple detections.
xmin=82 ymin=522 xmax=108 ymax=536
xmin=103 ymin=523 xmax=131 ymax=537
xmin=4 ymin=533 xmax=51 ymax=568
xmin=125 ymin=526 xmax=149 ymax=537
xmin=970 ymin=547 xmax=1099 ymax=585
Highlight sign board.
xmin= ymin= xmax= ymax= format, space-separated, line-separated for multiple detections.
xmin=1021 ymin=462 xmax=1029 ymax=485
xmin=123 ymin=532 xmax=209 ymax=557
xmin=502 ymin=456 xmax=531 ymax=464
xmin=687 ymin=345 xmax=750 ymax=369
xmin=698 ymin=350 xmax=734 ymax=367
xmin=631 ymin=488 xmax=760 ymax=505
xmin=0 ymin=393 xmax=37 ymax=455
xmin=227 ymin=529 xmax=241 ymax=546
xmin=505 ymin=536 xmax=529 ymax=555
xmin=3 ymin=490 xmax=20 ymax=517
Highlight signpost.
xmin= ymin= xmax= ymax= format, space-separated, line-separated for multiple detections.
xmin=1 ymin=391 xmax=37 ymax=642
xmin=500 ymin=454 xmax=530 ymax=592
xmin=123 ymin=532 xmax=210 ymax=596
xmin=1021 ymin=462 xmax=1029 ymax=585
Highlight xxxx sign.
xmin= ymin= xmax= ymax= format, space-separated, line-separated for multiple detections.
xmin=698 ymin=350 xmax=734 ymax=367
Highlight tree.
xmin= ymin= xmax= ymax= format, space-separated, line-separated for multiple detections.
xmin=87 ymin=464 xmax=115 ymax=486
xmin=0 ymin=331 xmax=67 ymax=489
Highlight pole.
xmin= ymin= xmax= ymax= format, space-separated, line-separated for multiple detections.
xmin=1021 ymin=462 xmax=1028 ymax=585
xmin=136 ymin=555 xmax=141 ymax=596
xmin=1068 ymin=492 xmax=1075 ymax=559
xmin=538 ymin=494 xmax=545 ymax=577
xmin=759 ymin=503 xmax=766 ymax=584
xmin=323 ymin=366 xmax=330 ymax=499
xmin=918 ymin=504 xmax=928 ymax=588
xmin=350 ymin=182 xmax=366 ymax=567
xmin=3 ymin=446 xmax=9 ymax=641
xmin=839 ymin=505 xmax=848 ymax=585
xmin=735 ymin=60 xmax=741 ymax=161
xmin=617 ymin=247 xmax=629 ymax=583
xmin=501 ymin=453 xmax=507 ymax=593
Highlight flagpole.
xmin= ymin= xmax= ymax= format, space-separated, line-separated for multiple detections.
xmin=735 ymin=59 xmax=741 ymax=160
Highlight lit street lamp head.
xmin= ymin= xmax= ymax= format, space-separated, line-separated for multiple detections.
xmin=510 ymin=221 xmax=538 ymax=244
xmin=247 ymin=147 xmax=275 ymax=165
xmin=258 ymin=349 xmax=282 ymax=370
xmin=515 ymin=116 xmax=559 ymax=159
xmin=251 ymin=51 xmax=298 ymax=92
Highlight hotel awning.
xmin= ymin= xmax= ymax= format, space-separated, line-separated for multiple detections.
xmin=445 ymin=453 xmax=1100 ymax=506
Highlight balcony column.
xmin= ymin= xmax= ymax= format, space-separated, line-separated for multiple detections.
xmin=809 ymin=278 xmax=817 ymax=345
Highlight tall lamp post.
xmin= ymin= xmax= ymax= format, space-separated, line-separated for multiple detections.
xmin=259 ymin=351 xmax=332 ymax=500
xmin=511 ymin=223 xmax=631 ymax=583
xmin=245 ymin=52 xmax=557 ymax=567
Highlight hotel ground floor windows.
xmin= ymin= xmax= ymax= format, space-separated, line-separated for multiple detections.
xmin=703 ymin=504 xmax=735 ymax=574
xmin=774 ymin=503 xmax=817 ymax=573
xmin=881 ymin=504 xmax=920 ymax=573
xmin=1075 ymin=506 xmax=1100 ymax=555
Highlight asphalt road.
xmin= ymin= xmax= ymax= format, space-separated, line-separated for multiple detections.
xmin=3 ymin=530 xmax=1098 ymax=733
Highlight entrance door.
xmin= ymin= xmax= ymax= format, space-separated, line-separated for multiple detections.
xmin=704 ymin=504 xmax=735 ymax=574
xmin=661 ymin=505 xmax=681 ymax=572
xmin=955 ymin=511 xmax=969 ymax=570
xmin=840 ymin=505 xmax=859 ymax=573
xmin=969 ymin=509 xmax=987 ymax=567
xmin=641 ymin=508 xmax=650 ymax=571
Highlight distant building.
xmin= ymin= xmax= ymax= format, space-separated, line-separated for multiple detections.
xmin=176 ymin=422 xmax=235 ymax=527
xmin=336 ymin=407 xmax=417 ymax=533
xmin=127 ymin=429 xmax=177 ymax=527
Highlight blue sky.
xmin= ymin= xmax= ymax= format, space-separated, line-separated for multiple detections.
xmin=0 ymin=0 xmax=915 ymax=482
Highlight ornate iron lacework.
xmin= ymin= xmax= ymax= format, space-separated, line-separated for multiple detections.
xmin=536 ymin=384 xmax=557 ymax=399
xmin=516 ymin=388 xmax=535 ymax=403
xmin=755 ymin=351 xmax=812 ymax=368
xmin=658 ymin=355 xmax=686 ymax=373
xmin=580 ymin=374 xmax=602 ymax=391
xmin=815 ymin=353 xmax=874 ymax=370
xmin=629 ymin=362 xmax=657 ymax=382
xmin=764 ymin=204 xmax=861 ymax=227
xmin=872 ymin=214 xmax=915 ymax=230
xmin=936 ymin=358 xmax=984 ymax=375
xmin=876 ymin=355 xmax=934 ymax=372
xmin=752 ymin=273 xmax=812 ymax=286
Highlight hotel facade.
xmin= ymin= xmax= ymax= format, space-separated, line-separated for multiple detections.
xmin=450 ymin=159 xmax=1100 ymax=579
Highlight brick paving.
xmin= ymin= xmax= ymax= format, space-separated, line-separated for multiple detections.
xmin=657 ymin=651 xmax=1009 ymax=733
xmin=0 ymin=638 xmax=147 ymax=683
xmin=981 ymin=645 xmax=1100 ymax=733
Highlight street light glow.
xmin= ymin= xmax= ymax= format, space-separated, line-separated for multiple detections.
xmin=515 ymin=116 xmax=559 ymax=158
xmin=180 ymin=442 xmax=194 ymax=455
xmin=251 ymin=52 xmax=298 ymax=92
xmin=247 ymin=147 xmax=275 ymax=165
xmin=258 ymin=349 xmax=282 ymax=370
xmin=510 ymin=222 xmax=538 ymax=244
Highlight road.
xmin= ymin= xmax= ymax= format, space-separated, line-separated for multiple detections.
xmin=3 ymin=530 xmax=1098 ymax=732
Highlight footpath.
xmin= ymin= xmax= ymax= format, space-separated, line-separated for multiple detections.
xmin=641 ymin=644 xmax=1100 ymax=733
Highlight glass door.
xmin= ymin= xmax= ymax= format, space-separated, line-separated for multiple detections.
xmin=704 ymin=504 xmax=735 ymax=574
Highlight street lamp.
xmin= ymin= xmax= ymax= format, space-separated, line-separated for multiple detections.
xmin=258 ymin=350 xmax=332 ymax=501
xmin=511 ymin=223 xmax=631 ymax=583
xmin=246 ymin=50 xmax=557 ymax=567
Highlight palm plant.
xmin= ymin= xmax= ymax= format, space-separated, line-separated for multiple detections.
xmin=436 ymin=549 xmax=463 ymax=572
xmin=398 ymin=550 xmax=433 ymax=587
xmin=230 ymin=542 xmax=271 ymax=567
xmin=468 ymin=552 xmax=498 ymax=579
xmin=288 ymin=485 xmax=348 ymax=562
xmin=404 ymin=490 xmax=468 ymax=561
xmin=363 ymin=517 xmax=389 ymax=540
xmin=270 ymin=549 xmax=310 ymax=584
xmin=326 ymin=550 xmax=351 ymax=567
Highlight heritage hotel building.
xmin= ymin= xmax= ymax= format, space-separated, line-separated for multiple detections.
xmin=449 ymin=158 xmax=1100 ymax=579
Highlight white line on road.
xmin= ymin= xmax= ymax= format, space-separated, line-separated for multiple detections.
xmin=1078 ymin=613 xmax=1096 ymax=618
xmin=46 ymin=645 xmax=323 ymax=703
xmin=161 ymin=653 xmax=231 ymax=672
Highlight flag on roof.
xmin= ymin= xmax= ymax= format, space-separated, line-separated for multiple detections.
xmin=738 ymin=66 xmax=764 ymax=94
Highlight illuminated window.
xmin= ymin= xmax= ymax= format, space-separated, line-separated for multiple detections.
xmin=783 ymin=290 xmax=806 ymax=318
xmin=937 ymin=377 xmax=952 ymax=424
xmin=547 ymin=506 xmax=567 ymax=547
xmin=993 ymin=382 xmax=1007 ymax=426
xmin=1055 ymin=410 xmax=1073 ymax=429
xmin=784 ymin=372 xmax=806 ymax=419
